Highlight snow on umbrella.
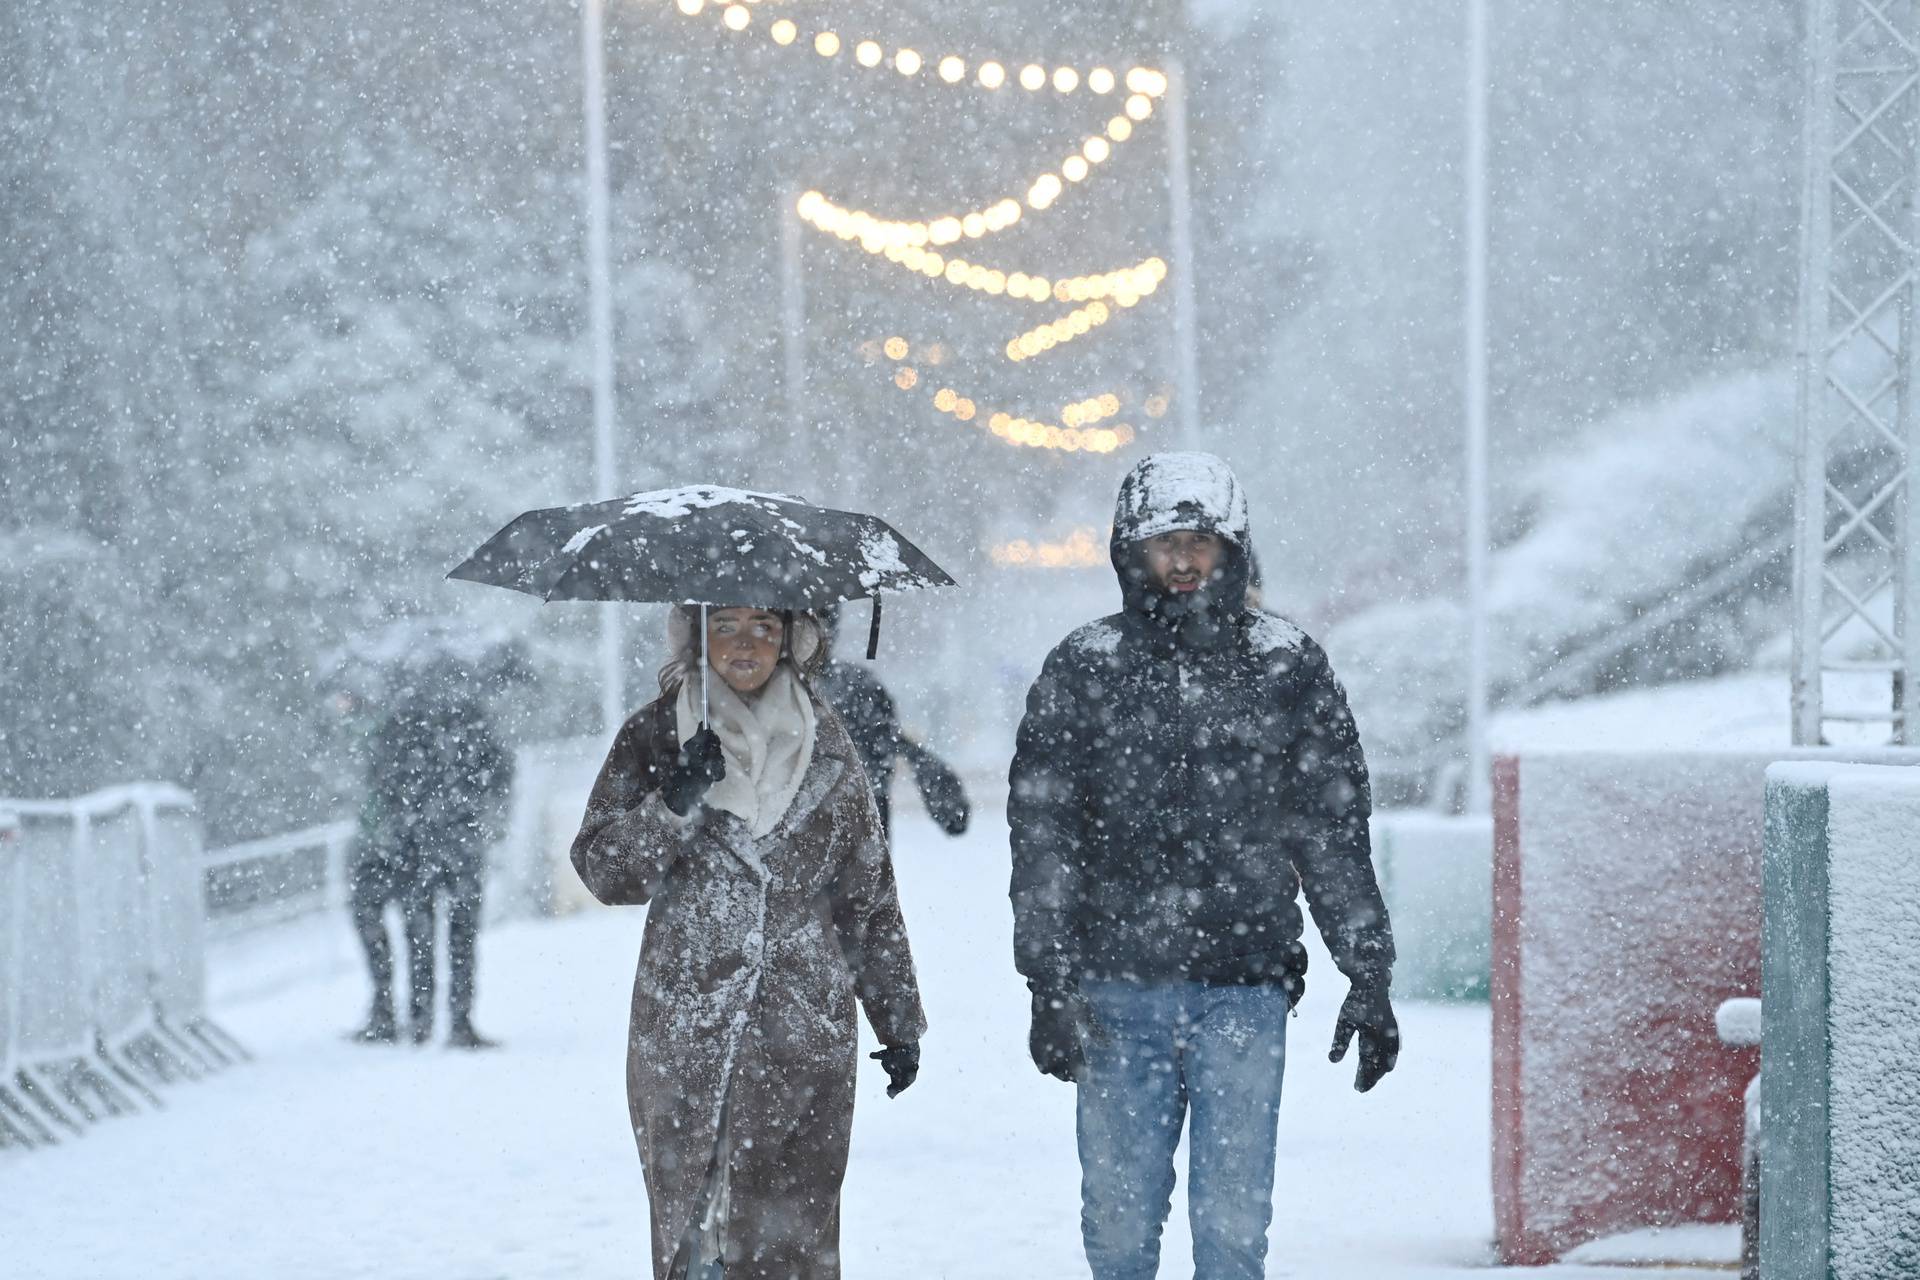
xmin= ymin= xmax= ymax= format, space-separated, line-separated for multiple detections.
xmin=450 ymin=483 xmax=953 ymax=604
xmin=447 ymin=484 xmax=955 ymax=662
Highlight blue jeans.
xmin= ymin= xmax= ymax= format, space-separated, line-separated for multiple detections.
xmin=1076 ymin=980 xmax=1290 ymax=1280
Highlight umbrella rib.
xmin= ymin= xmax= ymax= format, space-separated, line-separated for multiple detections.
xmin=541 ymin=520 xmax=620 ymax=602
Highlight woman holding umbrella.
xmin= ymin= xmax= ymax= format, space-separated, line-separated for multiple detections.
xmin=570 ymin=602 xmax=924 ymax=1279
xmin=454 ymin=486 xmax=947 ymax=1279
xmin=571 ymin=600 xmax=926 ymax=1278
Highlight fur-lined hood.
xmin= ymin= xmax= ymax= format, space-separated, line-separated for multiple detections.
xmin=658 ymin=603 xmax=829 ymax=694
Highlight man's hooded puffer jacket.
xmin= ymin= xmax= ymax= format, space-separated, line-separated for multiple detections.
xmin=1008 ymin=452 xmax=1395 ymax=999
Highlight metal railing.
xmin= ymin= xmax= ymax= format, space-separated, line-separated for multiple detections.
xmin=203 ymin=820 xmax=357 ymax=937
xmin=0 ymin=785 xmax=245 ymax=1152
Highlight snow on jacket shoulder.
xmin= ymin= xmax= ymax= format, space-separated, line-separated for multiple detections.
xmin=1009 ymin=607 xmax=1393 ymax=994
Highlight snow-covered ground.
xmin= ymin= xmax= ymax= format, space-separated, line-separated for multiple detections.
xmin=5 ymin=808 xmax=1728 ymax=1279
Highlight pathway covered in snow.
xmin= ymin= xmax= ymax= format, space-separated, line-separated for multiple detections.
xmin=6 ymin=809 xmax=1726 ymax=1279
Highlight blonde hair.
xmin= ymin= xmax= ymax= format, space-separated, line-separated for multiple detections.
xmin=656 ymin=604 xmax=828 ymax=695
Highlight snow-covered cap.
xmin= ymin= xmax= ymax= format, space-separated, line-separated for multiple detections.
xmin=1110 ymin=452 xmax=1251 ymax=548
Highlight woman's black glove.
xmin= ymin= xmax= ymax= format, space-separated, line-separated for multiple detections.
xmin=661 ymin=727 xmax=726 ymax=816
xmin=904 ymin=741 xmax=971 ymax=836
xmin=1028 ymin=982 xmax=1099 ymax=1083
xmin=1329 ymin=980 xmax=1399 ymax=1093
xmin=870 ymin=1042 xmax=919 ymax=1098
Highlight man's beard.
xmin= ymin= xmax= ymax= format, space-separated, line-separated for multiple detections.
xmin=1142 ymin=578 xmax=1232 ymax=650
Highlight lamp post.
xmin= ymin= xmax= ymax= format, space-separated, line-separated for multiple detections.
xmin=1166 ymin=58 xmax=1202 ymax=451
xmin=1464 ymin=0 xmax=1491 ymax=813
xmin=580 ymin=0 xmax=622 ymax=737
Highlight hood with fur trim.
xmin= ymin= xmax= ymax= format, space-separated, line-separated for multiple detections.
xmin=659 ymin=603 xmax=828 ymax=694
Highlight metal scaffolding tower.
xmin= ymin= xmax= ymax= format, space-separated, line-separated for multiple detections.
xmin=1795 ymin=0 xmax=1920 ymax=745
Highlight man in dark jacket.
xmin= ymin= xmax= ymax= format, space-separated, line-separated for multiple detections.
xmin=816 ymin=608 xmax=971 ymax=843
xmin=354 ymin=670 xmax=512 ymax=1049
xmin=1008 ymin=452 xmax=1398 ymax=1280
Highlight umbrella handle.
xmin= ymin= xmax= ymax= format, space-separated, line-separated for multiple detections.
xmin=866 ymin=594 xmax=882 ymax=661
xmin=700 ymin=603 xmax=710 ymax=727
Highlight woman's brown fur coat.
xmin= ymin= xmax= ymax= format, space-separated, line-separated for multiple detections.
xmin=571 ymin=689 xmax=925 ymax=1279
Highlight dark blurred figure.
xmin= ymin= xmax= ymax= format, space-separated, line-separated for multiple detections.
xmin=816 ymin=607 xmax=970 ymax=843
xmin=350 ymin=665 xmax=513 ymax=1048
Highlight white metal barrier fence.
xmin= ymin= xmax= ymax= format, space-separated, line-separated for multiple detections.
xmin=202 ymin=819 xmax=358 ymax=937
xmin=0 ymin=785 xmax=244 ymax=1152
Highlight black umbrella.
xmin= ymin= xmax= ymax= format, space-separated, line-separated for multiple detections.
xmin=448 ymin=486 xmax=955 ymax=708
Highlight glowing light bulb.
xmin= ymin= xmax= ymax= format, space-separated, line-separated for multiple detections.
xmin=1088 ymin=66 xmax=1116 ymax=94
xmin=856 ymin=41 xmax=882 ymax=67
xmin=895 ymin=48 xmax=921 ymax=75
xmin=894 ymin=367 xmax=919 ymax=390
xmin=1126 ymin=93 xmax=1152 ymax=121
xmin=1127 ymin=67 xmax=1169 ymax=97
xmin=1019 ymin=64 xmax=1046 ymax=91
xmin=883 ymin=336 xmax=909 ymax=360
xmin=1084 ymin=136 xmax=1111 ymax=164
xmin=1107 ymin=116 xmax=1133 ymax=142
xmin=770 ymin=18 xmax=796 ymax=45
xmin=978 ymin=60 xmax=1005 ymax=89
xmin=939 ymin=55 xmax=965 ymax=83
xmin=1063 ymin=155 xmax=1089 ymax=182
xmin=676 ymin=0 xmax=703 ymax=15
xmin=1053 ymin=67 xmax=1080 ymax=93
xmin=815 ymin=31 xmax=841 ymax=56
xmin=934 ymin=388 xmax=958 ymax=412
xmin=723 ymin=5 xmax=750 ymax=31
xmin=961 ymin=213 xmax=986 ymax=238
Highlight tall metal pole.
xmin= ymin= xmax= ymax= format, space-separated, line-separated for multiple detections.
xmin=1166 ymin=58 xmax=1203 ymax=451
xmin=581 ymin=0 xmax=623 ymax=736
xmin=1463 ymin=0 xmax=1491 ymax=813
xmin=1793 ymin=0 xmax=1836 ymax=747
xmin=780 ymin=188 xmax=809 ymax=492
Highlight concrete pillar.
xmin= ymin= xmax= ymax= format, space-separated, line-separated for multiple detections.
xmin=1762 ymin=762 xmax=1920 ymax=1278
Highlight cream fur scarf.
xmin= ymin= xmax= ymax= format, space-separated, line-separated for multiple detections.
xmin=674 ymin=665 xmax=817 ymax=839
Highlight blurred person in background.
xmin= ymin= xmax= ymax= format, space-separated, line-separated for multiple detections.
xmin=350 ymin=660 xmax=513 ymax=1049
xmin=815 ymin=603 xmax=971 ymax=845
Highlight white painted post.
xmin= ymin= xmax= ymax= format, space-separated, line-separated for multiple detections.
xmin=780 ymin=187 xmax=809 ymax=489
xmin=1166 ymin=58 xmax=1202 ymax=452
xmin=1463 ymin=0 xmax=1491 ymax=814
xmin=581 ymin=0 xmax=623 ymax=737
xmin=1793 ymin=0 xmax=1836 ymax=747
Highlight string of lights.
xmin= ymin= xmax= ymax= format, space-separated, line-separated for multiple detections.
xmin=791 ymin=99 xmax=1155 ymax=234
xmin=1000 ymin=260 xmax=1164 ymax=361
xmin=989 ymin=526 xmax=1109 ymax=568
xmin=800 ymin=198 xmax=1170 ymax=310
xmin=1061 ymin=393 xmax=1122 ymax=427
xmin=672 ymin=0 xmax=1171 ymax=106
xmin=662 ymin=4 xmax=1179 ymax=463
xmin=875 ymin=335 xmax=1139 ymax=453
